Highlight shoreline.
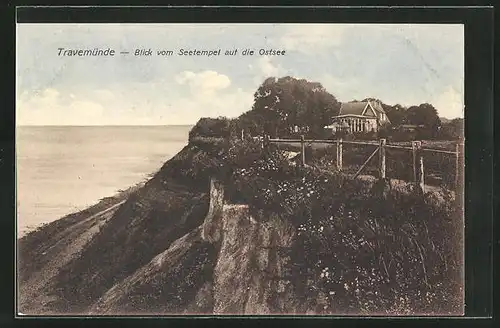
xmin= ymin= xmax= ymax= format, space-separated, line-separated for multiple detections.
xmin=17 ymin=180 xmax=146 ymax=241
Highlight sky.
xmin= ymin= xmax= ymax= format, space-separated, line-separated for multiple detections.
xmin=16 ymin=23 xmax=464 ymax=126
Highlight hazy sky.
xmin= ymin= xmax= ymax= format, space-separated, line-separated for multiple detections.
xmin=16 ymin=23 xmax=464 ymax=125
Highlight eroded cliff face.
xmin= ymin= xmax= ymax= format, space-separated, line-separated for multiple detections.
xmin=86 ymin=178 xmax=309 ymax=315
xmin=211 ymin=204 xmax=301 ymax=315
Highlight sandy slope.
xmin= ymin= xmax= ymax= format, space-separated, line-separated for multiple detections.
xmin=17 ymin=185 xmax=142 ymax=315
xmin=18 ymin=207 xmax=118 ymax=315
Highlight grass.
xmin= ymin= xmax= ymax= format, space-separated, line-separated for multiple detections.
xmin=19 ymin=122 xmax=463 ymax=315
xmin=221 ymin=138 xmax=463 ymax=315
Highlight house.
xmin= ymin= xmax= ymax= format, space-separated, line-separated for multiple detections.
xmin=324 ymin=100 xmax=391 ymax=134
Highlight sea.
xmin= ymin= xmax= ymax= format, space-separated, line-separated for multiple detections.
xmin=16 ymin=125 xmax=192 ymax=238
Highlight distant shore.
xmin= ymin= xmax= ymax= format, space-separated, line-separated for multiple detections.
xmin=18 ymin=181 xmax=145 ymax=241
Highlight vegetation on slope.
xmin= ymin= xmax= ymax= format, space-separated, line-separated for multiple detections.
xmin=19 ymin=75 xmax=463 ymax=315
xmin=47 ymin=148 xmax=212 ymax=313
xmin=183 ymin=122 xmax=463 ymax=315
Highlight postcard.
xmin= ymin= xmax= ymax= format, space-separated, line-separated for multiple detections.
xmin=16 ymin=22 xmax=464 ymax=316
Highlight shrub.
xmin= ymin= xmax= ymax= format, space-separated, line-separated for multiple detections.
xmin=221 ymin=143 xmax=462 ymax=315
xmin=165 ymin=132 xmax=461 ymax=315
xmin=285 ymin=180 xmax=461 ymax=315
xmin=189 ymin=117 xmax=239 ymax=141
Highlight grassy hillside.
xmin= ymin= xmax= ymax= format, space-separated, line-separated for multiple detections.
xmin=18 ymin=119 xmax=463 ymax=315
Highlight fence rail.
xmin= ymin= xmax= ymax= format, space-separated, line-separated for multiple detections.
xmin=259 ymin=134 xmax=463 ymax=193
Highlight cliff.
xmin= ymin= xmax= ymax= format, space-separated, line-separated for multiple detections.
xmin=88 ymin=182 xmax=306 ymax=315
xmin=17 ymin=136 xmax=463 ymax=316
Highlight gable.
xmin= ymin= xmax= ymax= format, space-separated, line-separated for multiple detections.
xmin=339 ymin=102 xmax=368 ymax=116
xmin=362 ymin=103 xmax=377 ymax=117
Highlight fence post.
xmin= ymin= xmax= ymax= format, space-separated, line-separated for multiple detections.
xmin=379 ymin=138 xmax=386 ymax=179
xmin=300 ymin=134 xmax=306 ymax=166
xmin=419 ymin=154 xmax=425 ymax=193
xmin=241 ymin=129 xmax=244 ymax=141
xmin=336 ymin=138 xmax=343 ymax=171
xmin=412 ymin=141 xmax=417 ymax=182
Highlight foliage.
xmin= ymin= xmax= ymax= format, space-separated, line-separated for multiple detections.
xmin=177 ymin=79 xmax=463 ymax=314
xmin=437 ymin=118 xmax=464 ymax=140
xmin=383 ymin=104 xmax=408 ymax=126
xmin=405 ymin=103 xmax=442 ymax=139
xmin=237 ymin=76 xmax=341 ymax=138
xmin=189 ymin=117 xmax=239 ymax=141
xmin=288 ymin=181 xmax=462 ymax=315
xmin=352 ymin=131 xmax=378 ymax=141
xmin=362 ymin=98 xmax=455 ymax=141
xmin=222 ymin=142 xmax=462 ymax=315
xmin=199 ymin=78 xmax=460 ymax=142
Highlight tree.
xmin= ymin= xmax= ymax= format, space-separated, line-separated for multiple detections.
xmin=406 ymin=103 xmax=442 ymax=139
xmin=383 ymin=104 xmax=407 ymax=126
xmin=439 ymin=118 xmax=464 ymax=140
xmin=242 ymin=76 xmax=341 ymax=137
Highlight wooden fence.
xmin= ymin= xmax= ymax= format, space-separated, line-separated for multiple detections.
xmin=257 ymin=134 xmax=463 ymax=193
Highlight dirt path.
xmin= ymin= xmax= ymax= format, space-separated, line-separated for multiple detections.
xmin=17 ymin=200 xmax=128 ymax=315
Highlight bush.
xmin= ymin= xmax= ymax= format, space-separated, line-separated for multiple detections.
xmin=353 ymin=131 xmax=377 ymax=141
xmin=286 ymin=181 xmax=461 ymax=315
xmin=437 ymin=120 xmax=464 ymax=141
xmin=165 ymin=133 xmax=461 ymax=315
xmin=222 ymin=143 xmax=462 ymax=315
xmin=189 ymin=117 xmax=239 ymax=141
